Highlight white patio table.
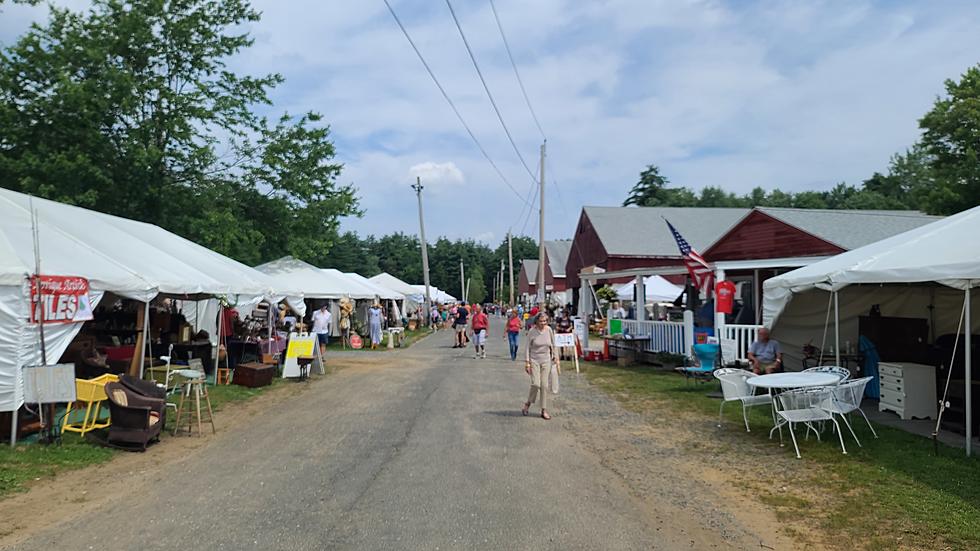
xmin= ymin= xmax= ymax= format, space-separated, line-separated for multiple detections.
xmin=748 ymin=372 xmax=843 ymax=443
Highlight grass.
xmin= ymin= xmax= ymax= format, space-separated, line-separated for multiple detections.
xmin=580 ymin=361 xmax=980 ymax=550
xmin=321 ymin=327 xmax=430 ymax=351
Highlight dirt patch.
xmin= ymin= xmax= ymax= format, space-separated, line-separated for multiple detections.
xmin=558 ymin=372 xmax=832 ymax=550
xmin=0 ymin=354 xmax=390 ymax=548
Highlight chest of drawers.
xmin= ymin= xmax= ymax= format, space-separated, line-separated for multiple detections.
xmin=878 ymin=362 xmax=937 ymax=420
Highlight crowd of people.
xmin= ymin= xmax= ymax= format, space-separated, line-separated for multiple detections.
xmin=425 ymin=300 xmax=577 ymax=421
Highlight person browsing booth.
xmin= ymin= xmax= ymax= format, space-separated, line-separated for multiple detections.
xmin=747 ymin=327 xmax=783 ymax=374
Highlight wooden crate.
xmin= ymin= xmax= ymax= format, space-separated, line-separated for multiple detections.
xmin=233 ymin=362 xmax=276 ymax=388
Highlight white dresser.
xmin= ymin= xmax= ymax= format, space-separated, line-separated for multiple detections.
xmin=878 ymin=362 xmax=937 ymax=420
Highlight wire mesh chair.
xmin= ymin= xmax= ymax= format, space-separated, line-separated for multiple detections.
xmin=820 ymin=376 xmax=878 ymax=446
xmin=713 ymin=368 xmax=771 ymax=432
xmin=802 ymin=365 xmax=851 ymax=382
xmin=776 ymin=387 xmax=847 ymax=459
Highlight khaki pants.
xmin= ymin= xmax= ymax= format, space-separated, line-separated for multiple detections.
xmin=527 ymin=360 xmax=550 ymax=410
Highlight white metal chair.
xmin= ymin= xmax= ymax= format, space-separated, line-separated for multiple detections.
xmin=776 ymin=387 xmax=847 ymax=459
xmin=820 ymin=376 xmax=878 ymax=446
xmin=803 ymin=365 xmax=851 ymax=382
xmin=713 ymin=368 xmax=771 ymax=432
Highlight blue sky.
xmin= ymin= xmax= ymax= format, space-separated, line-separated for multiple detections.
xmin=4 ymin=0 xmax=980 ymax=246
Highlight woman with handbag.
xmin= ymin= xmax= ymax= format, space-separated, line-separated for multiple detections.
xmin=522 ymin=312 xmax=559 ymax=420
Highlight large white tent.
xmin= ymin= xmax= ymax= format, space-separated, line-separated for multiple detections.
xmin=0 ymin=188 xmax=303 ymax=416
xmin=369 ymin=273 xmax=424 ymax=313
xmin=255 ymin=257 xmax=374 ymax=299
xmin=616 ymin=275 xmax=683 ymax=303
xmin=763 ymin=205 xmax=980 ymax=455
xmin=413 ymin=285 xmax=456 ymax=304
xmin=343 ymin=272 xmax=403 ymax=301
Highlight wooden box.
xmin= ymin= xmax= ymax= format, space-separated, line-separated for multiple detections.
xmin=233 ymin=362 xmax=276 ymax=388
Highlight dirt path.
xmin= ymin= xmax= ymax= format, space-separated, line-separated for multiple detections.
xmin=1 ymin=325 xmax=818 ymax=550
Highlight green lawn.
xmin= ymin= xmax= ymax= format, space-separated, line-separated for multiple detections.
xmin=581 ymin=362 xmax=980 ymax=550
xmin=321 ymin=327 xmax=430 ymax=351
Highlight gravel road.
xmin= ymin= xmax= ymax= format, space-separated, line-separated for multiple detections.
xmin=3 ymin=318 xmax=789 ymax=550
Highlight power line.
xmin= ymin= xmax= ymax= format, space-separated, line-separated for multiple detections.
xmin=488 ymin=0 xmax=546 ymax=140
xmin=382 ymin=0 xmax=529 ymax=205
xmin=444 ymin=0 xmax=540 ymax=185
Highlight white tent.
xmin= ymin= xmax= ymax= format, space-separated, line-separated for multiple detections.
xmin=413 ymin=285 xmax=456 ymax=304
xmin=343 ymin=272 xmax=403 ymax=301
xmin=369 ymin=273 xmax=424 ymax=313
xmin=763 ymin=205 xmax=979 ymax=455
xmin=616 ymin=275 xmax=683 ymax=303
xmin=321 ymin=269 xmax=381 ymax=300
xmin=255 ymin=257 xmax=373 ymax=299
xmin=0 ymin=188 xmax=303 ymax=416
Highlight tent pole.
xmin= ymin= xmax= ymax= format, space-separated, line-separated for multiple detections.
xmin=819 ymin=291 xmax=832 ymax=365
xmin=966 ymin=287 xmax=972 ymax=457
xmin=139 ymin=301 xmax=150 ymax=379
xmin=834 ymin=291 xmax=841 ymax=367
xmin=9 ymin=409 xmax=17 ymax=447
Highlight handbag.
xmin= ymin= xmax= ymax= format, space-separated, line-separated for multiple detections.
xmin=549 ymin=360 xmax=560 ymax=395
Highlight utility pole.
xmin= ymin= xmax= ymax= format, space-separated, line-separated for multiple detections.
xmin=499 ymin=260 xmax=505 ymax=306
xmin=412 ymin=178 xmax=432 ymax=325
xmin=508 ymin=231 xmax=515 ymax=306
xmin=459 ymin=259 xmax=465 ymax=304
xmin=537 ymin=140 xmax=547 ymax=306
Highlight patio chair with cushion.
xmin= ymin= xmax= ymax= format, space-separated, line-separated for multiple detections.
xmin=776 ymin=387 xmax=847 ymax=459
xmin=803 ymin=365 xmax=851 ymax=382
xmin=820 ymin=376 xmax=878 ymax=446
xmin=104 ymin=381 xmax=166 ymax=451
xmin=713 ymin=368 xmax=771 ymax=432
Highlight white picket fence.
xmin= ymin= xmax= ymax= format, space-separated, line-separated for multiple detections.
xmin=721 ymin=324 xmax=763 ymax=361
xmin=620 ymin=319 xmax=687 ymax=356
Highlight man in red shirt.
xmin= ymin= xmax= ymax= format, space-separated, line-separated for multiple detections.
xmin=470 ymin=304 xmax=489 ymax=359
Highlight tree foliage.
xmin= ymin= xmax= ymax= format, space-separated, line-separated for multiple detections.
xmin=0 ymin=0 xmax=359 ymax=265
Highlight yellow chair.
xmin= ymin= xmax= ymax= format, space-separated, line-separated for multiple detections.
xmin=61 ymin=373 xmax=119 ymax=435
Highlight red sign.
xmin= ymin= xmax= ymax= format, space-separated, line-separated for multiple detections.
xmin=349 ymin=334 xmax=363 ymax=349
xmin=30 ymin=275 xmax=95 ymax=324
xmin=715 ymin=280 xmax=737 ymax=315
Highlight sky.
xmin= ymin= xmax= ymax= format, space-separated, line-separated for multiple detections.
xmin=3 ymin=0 xmax=980 ymax=246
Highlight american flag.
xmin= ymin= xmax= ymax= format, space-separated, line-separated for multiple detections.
xmin=664 ymin=218 xmax=714 ymax=295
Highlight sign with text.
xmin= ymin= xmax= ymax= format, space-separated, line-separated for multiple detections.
xmin=30 ymin=276 xmax=94 ymax=324
xmin=554 ymin=333 xmax=576 ymax=348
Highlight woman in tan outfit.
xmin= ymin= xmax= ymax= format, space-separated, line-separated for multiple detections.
xmin=522 ymin=313 xmax=558 ymax=420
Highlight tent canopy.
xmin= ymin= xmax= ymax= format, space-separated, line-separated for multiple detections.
xmin=763 ymin=205 xmax=977 ymax=327
xmin=321 ymin=269 xmax=383 ymax=300
xmin=255 ymin=257 xmax=371 ymax=299
xmin=369 ymin=273 xmax=423 ymax=298
xmin=343 ymin=272 xmax=403 ymax=300
xmin=616 ymin=275 xmax=683 ymax=303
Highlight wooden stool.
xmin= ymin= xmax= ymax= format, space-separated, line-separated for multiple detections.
xmin=216 ymin=367 xmax=232 ymax=385
xmin=172 ymin=377 xmax=216 ymax=436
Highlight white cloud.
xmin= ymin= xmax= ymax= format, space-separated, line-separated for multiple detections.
xmin=408 ymin=161 xmax=465 ymax=188
xmin=5 ymin=0 xmax=980 ymax=244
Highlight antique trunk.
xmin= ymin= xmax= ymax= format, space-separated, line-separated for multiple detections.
xmin=233 ymin=362 xmax=276 ymax=388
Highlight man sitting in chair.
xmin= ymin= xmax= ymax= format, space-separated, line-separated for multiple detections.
xmin=748 ymin=327 xmax=783 ymax=374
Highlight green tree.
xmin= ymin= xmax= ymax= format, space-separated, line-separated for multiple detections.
xmin=623 ymin=165 xmax=671 ymax=206
xmin=0 ymin=0 xmax=358 ymax=264
xmin=466 ymin=267 xmax=486 ymax=304
xmin=919 ymin=64 xmax=980 ymax=214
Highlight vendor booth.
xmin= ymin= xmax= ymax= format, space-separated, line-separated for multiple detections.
xmin=0 ymin=189 xmax=303 ymax=443
xmin=763 ymin=205 xmax=980 ymax=455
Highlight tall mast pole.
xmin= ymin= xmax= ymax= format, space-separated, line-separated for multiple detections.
xmin=460 ymin=259 xmax=465 ymax=303
xmin=412 ymin=178 xmax=432 ymax=325
xmin=508 ymin=231 xmax=515 ymax=306
xmin=536 ymin=140 xmax=547 ymax=306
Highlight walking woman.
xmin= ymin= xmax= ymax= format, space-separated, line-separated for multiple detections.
xmin=368 ymin=302 xmax=384 ymax=350
xmin=506 ymin=309 xmax=521 ymax=361
xmin=522 ymin=312 xmax=559 ymax=420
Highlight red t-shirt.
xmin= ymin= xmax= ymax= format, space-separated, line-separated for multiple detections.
xmin=472 ymin=312 xmax=489 ymax=331
xmin=506 ymin=317 xmax=522 ymax=332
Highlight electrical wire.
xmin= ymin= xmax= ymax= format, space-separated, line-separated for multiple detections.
xmin=382 ymin=0 xmax=529 ymax=204
xmin=488 ymin=0 xmax=546 ymax=141
xmin=444 ymin=0 xmax=540 ymax=185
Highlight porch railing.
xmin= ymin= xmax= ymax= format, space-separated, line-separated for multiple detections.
xmin=721 ymin=324 xmax=763 ymax=361
xmin=620 ymin=319 xmax=687 ymax=356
